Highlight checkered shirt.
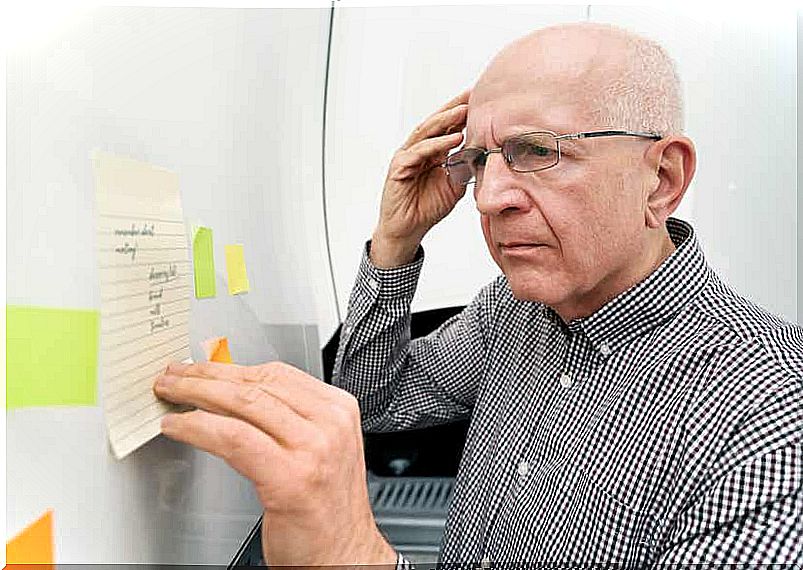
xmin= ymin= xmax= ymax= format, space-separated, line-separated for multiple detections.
xmin=333 ymin=218 xmax=802 ymax=567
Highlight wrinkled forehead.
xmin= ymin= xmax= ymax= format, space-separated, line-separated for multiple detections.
xmin=466 ymin=76 xmax=593 ymax=143
xmin=467 ymin=37 xmax=611 ymax=141
xmin=466 ymin=29 xmax=620 ymax=142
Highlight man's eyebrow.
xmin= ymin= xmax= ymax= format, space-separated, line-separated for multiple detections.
xmin=463 ymin=134 xmax=485 ymax=149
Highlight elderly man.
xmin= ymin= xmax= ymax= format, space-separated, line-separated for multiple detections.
xmin=153 ymin=22 xmax=802 ymax=567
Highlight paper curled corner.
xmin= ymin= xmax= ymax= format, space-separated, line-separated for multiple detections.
xmin=201 ymin=336 xmax=233 ymax=364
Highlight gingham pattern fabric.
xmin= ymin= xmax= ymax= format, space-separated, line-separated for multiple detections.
xmin=333 ymin=218 xmax=803 ymax=567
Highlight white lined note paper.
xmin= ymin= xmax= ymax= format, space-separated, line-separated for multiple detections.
xmin=92 ymin=150 xmax=192 ymax=459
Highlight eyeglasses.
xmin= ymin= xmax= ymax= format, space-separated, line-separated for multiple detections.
xmin=442 ymin=129 xmax=662 ymax=190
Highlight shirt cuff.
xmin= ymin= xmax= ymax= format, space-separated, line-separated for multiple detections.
xmin=357 ymin=239 xmax=425 ymax=300
xmin=396 ymin=550 xmax=416 ymax=570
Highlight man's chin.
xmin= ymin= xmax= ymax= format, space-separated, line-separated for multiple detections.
xmin=505 ymin=275 xmax=566 ymax=306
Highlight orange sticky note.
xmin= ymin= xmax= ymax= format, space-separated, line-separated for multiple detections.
xmin=7 ymin=510 xmax=55 ymax=566
xmin=201 ymin=336 xmax=233 ymax=364
xmin=211 ymin=338 xmax=233 ymax=363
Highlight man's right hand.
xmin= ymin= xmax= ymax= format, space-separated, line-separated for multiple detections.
xmin=370 ymin=89 xmax=470 ymax=268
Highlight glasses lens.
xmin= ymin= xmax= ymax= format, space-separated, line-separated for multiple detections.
xmin=504 ymin=133 xmax=559 ymax=172
xmin=446 ymin=148 xmax=484 ymax=188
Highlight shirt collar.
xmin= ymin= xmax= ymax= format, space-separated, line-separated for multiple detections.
xmin=542 ymin=218 xmax=711 ymax=356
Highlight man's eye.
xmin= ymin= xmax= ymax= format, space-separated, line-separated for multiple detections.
xmin=528 ymin=144 xmax=552 ymax=157
xmin=506 ymin=138 xmax=556 ymax=160
xmin=522 ymin=141 xmax=556 ymax=156
xmin=472 ymin=153 xmax=488 ymax=169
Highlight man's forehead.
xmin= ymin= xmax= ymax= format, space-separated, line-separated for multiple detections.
xmin=469 ymin=76 xmax=584 ymax=111
xmin=466 ymin=35 xmax=622 ymax=142
xmin=467 ymin=24 xmax=625 ymax=121
xmin=466 ymin=87 xmax=590 ymax=141
xmin=480 ymin=28 xmax=613 ymax=84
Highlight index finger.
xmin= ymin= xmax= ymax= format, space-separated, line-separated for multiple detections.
xmin=166 ymin=360 xmax=250 ymax=382
xmin=163 ymin=359 xmax=340 ymax=418
xmin=435 ymin=88 xmax=471 ymax=114
xmin=167 ymin=360 xmax=325 ymax=393
xmin=403 ymin=99 xmax=468 ymax=151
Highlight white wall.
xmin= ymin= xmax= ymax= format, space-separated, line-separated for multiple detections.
xmin=325 ymin=5 xmax=798 ymax=324
xmin=7 ymin=6 xmax=335 ymax=563
xmin=7 ymin=6 xmax=338 ymax=335
xmin=798 ymin=10 xmax=802 ymax=326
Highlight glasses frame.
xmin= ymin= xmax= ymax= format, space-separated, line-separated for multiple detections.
xmin=443 ymin=129 xmax=663 ymax=188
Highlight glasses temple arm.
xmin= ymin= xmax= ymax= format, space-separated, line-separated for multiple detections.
xmin=557 ymin=130 xmax=662 ymax=141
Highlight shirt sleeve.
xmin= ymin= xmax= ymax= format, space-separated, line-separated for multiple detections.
xmin=395 ymin=550 xmax=415 ymax=570
xmin=653 ymin=376 xmax=803 ymax=565
xmin=332 ymin=240 xmax=505 ymax=432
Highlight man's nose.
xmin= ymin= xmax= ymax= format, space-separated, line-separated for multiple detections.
xmin=474 ymin=152 xmax=531 ymax=216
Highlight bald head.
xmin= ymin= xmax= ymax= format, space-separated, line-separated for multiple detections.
xmin=473 ymin=22 xmax=683 ymax=136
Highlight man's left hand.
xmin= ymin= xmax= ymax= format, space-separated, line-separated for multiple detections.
xmin=152 ymin=360 xmax=396 ymax=567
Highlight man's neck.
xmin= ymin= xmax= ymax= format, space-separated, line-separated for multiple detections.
xmin=553 ymin=231 xmax=677 ymax=323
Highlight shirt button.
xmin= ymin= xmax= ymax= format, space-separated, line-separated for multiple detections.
xmin=367 ymin=277 xmax=379 ymax=290
xmin=600 ymin=342 xmax=612 ymax=356
xmin=517 ymin=461 xmax=530 ymax=476
xmin=559 ymin=373 xmax=573 ymax=388
xmin=481 ymin=556 xmax=492 ymax=568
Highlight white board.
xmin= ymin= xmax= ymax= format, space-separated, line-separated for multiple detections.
xmin=6 ymin=6 xmax=334 ymax=563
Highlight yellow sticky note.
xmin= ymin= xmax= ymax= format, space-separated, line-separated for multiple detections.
xmin=6 ymin=305 xmax=99 ymax=409
xmin=224 ymin=244 xmax=250 ymax=295
xmin=201 ymin=336 xmax=233 ymax=364
xmin=7 ymin=510 xmax=55 ymax=566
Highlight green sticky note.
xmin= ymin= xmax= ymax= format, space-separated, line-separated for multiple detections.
xmin=6 ymin=305 xmax=99 ymax=409
xmin=193 ymin=226 xmax=216 ymax=299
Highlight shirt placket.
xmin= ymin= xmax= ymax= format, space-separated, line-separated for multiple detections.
xmin=482 ymin=324 xmax=595 ymax=563
xmin=524 ymin=323 xmax=588 ymax=473
xmin=472 ymin=327 xmax=563 ymax=563
xmin=559 ymin=321 xmax=585 ymax=390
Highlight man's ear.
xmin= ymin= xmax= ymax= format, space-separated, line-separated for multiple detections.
xmin=644 ymin=136 xmax=696 ymax=229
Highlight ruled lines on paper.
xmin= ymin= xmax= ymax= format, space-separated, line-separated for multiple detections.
xmin=92 ymin=151 xmax=192 ymax=459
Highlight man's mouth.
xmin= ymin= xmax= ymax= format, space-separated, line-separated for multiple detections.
xmin=500 ymin=242 xmax=546 ymax=249
xmin=499 ymin=242 xmax=548 ymax=255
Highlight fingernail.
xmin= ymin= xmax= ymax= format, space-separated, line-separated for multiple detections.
xmin=156 ymin=374 xmax=176 ymax=388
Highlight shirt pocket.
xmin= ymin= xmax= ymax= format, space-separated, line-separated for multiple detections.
xmin=564 ymin=465 xmax=658 ymax=567
xmin=525 ymin=462 xmax=658 ymax=568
